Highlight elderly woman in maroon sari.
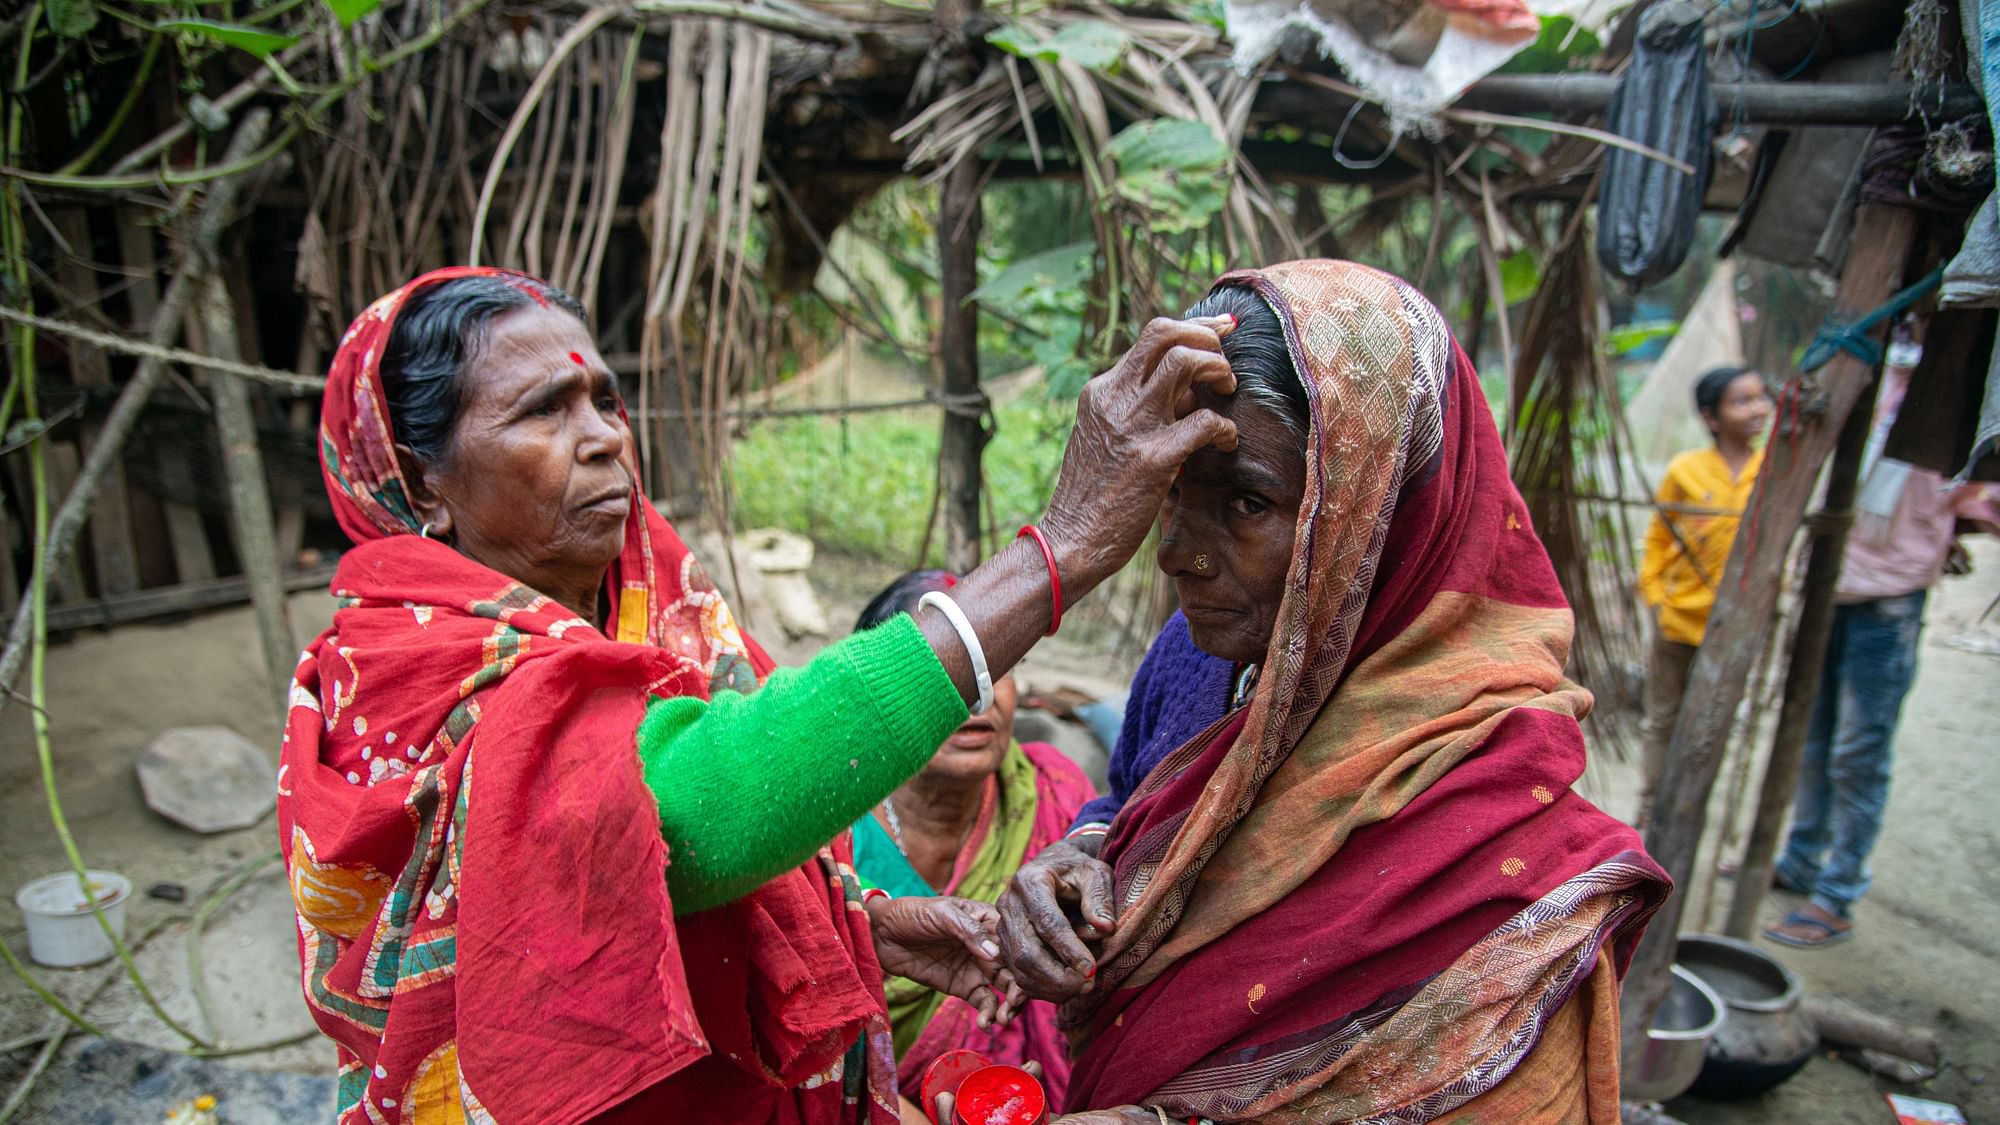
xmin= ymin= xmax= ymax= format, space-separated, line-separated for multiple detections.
xmin=993 ymin=261 xmax=1671 ymax=1124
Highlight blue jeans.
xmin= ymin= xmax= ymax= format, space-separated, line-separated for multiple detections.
xmin=1775 ymin=590 xmax=1928 ymax=919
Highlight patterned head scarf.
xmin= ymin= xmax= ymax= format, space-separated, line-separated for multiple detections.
xmin=316 ymin=265 xmax=758 ymax=682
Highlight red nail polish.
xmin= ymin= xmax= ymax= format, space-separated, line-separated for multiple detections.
xmin=1083 ymin=963 xmax=1097 ymax=979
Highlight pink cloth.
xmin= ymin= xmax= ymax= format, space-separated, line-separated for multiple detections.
xmin=1837 ymin=471 xmax=1992 ymax=600
xmin=1841 ymin=367 xmax=2000 ymax=600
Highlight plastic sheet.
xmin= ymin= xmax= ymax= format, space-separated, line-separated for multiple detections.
xmin=1596 ymin=0 xmax=1715 ymax=290
xmin=1225 ymin=0 xmax=1539 ymax=129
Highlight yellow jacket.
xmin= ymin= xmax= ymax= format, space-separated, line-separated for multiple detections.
xmin=1639 ymin=446 xmax=1763 ymax=645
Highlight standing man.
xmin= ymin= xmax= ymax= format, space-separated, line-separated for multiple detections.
xmin=1764 ymin=347 xmax=1999 ymax=948
xmin=1636 ymin=365 xmax=1774 ymax=824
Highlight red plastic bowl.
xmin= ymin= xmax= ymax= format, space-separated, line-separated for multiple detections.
xmin=920 ymin=1049 xmax=992 ymax=1124
xmin=952 ymin=1064 xmax=1048 ymax=1125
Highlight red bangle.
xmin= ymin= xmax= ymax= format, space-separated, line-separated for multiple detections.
xmin=1017 ymin=524 xmax=1064 ymax=636
xmin=861 ymin=887 xmax=890 ymax=906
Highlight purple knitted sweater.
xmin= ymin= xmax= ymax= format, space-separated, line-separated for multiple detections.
xmin=1069 ymin=611 xmax=1236 ymax=832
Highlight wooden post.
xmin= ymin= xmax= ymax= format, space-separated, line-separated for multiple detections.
xmin=1720 ymin=373 xmax=1876 ymax=938
xmin=53 ymin=209 xmax=141 ymax=598
xmin=118 ymin=206 xmax=216 ymax=584
xmin=12 ymin=446 xmax=90 ymax=604
xmin=197 ymin=273 xmax=296 ymax=709
xmin=1618 ymin=202 xmax=1917 ymax=1064
xmin=935 ymin=0 xmax=989 ymax=574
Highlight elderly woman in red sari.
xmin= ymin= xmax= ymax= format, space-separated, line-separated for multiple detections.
xmin=278 ymin=267 xmax=1242 ymax=1124
xmin=848 ymin=571 xmax=1098 ymax=1111
xmin=991 ymin=261 xmax=1672 ymax=1124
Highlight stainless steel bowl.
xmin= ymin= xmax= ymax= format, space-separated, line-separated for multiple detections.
xmin=1679 ymin=933 xmax=1818 ymax=1098
xmin=1624 ymin=964 xmax=1729 ymax=1102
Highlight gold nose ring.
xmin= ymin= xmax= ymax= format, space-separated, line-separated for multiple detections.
xmin=1194 ymin=554 xmax=1211 ymax=572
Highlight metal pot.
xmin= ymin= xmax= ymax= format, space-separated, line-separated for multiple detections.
xmin=1679 ymin=934 xmax=1818 ymax=1098
xmin=1624 ymin=964 xmax=1728 ymax=1103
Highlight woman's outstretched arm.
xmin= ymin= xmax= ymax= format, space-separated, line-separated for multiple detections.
xmin=638 ymin=614 xmax=964 ymax=913
xmin=643 ymin=315 xmax=1241 ymax=914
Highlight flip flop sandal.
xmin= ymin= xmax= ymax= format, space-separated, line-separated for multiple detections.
xmin=1762 ymin=909 xmax=1853 ymax=949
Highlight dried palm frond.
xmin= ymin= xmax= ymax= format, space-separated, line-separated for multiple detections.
xmin=891 ymin=5 xmax=1300 ymax=354
xmin=622 ymin=17 xmax=781 ymax=516
xmin=1509 ymin=219 xmax=1648 ymax=762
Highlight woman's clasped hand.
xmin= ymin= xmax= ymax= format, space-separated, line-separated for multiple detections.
xmin=996 ymin=837 xmax=1116 ymax=1002
xmin=866 ymin=895 xmax=1025 ymax=1030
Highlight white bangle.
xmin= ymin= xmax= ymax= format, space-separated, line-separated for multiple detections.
xmin=918 ymin=591 xmax=994 ymax=715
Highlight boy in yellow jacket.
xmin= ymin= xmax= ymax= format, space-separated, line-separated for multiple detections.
xmin=1636 ymin=365 xmax=1773 ymax=822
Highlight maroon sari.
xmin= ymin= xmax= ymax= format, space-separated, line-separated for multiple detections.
xmin=1063 ymin=262 xmax=1668 ymax=1122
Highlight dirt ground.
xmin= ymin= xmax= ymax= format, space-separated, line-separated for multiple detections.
xmin=2 ymin=540 xmax=1996 ymax=1122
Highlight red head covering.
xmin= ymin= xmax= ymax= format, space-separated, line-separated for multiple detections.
xmin=281 ymin=267 xmax=895 ymax=1124
xmin=1062 ymin=262 xmax=1667 ymax=1121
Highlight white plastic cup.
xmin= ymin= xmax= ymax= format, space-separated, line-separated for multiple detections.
xmin=14 ymin=870 xmax=131 ymax=968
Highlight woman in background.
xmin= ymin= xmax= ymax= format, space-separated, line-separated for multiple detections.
xmin=851 ymin=570 xmax=1096 ymax=1112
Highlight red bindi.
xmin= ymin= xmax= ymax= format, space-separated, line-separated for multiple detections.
xmin=568 ymin=351 xmax=585 ymax=367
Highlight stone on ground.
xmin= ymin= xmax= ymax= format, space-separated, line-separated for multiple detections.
xmin=135 ymin=726 xmax=275 ymax=834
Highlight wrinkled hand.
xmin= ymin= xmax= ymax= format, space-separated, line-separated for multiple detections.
xmin=997 ymin=837 xmax=1117 ymax=1002
xmin=870 ymin=895 xmax=1025 ymax=1029
xmin=1040 ymin=316 xmax=1238 ymax=594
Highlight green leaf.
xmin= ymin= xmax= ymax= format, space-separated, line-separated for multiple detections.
xmin=969 ymin=241 xmax=1093 ymax=308
xmin=1497 ymin=15 xmax=1602 ymax=75
xmin=159 ymin=19 xmax=301 ymax=59
xmin=1607 ymin=319 xmax=1681 ymax=355
xmin=1499 ymin=250 xmax=1541 ymax=305
xmin=324 ymin=0 xmax=384 ymax=29
xmin=47 ymin=0 xmax=97 ymax=38
xmin=1043 ymin=21 xmax=1128 ymax=69
xmin=985 ymin=20 xmax=1129 ymax=72
xmin=1105 ymin=119 xmax=1229 ymax=172
xmin=1105 ymin=120 xmax=1231 ymax=233
xmin=985 ymin=24 xmax=1039 ymax=57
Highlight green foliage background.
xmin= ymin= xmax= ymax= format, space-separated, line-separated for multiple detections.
xmin=730 ymin=398 xmax=1075 ymax=565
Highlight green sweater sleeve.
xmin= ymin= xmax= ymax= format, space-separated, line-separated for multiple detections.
xmin=637 ymin=614 xmax=968 ymax=914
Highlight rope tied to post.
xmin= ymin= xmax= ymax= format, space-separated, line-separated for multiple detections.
xmin=1797 ymin=265 xmax=1942 ymax=373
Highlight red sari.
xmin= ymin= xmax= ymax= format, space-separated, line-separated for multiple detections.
xmin=278 ymin=267 xmax=898 ymax=1124
xmin=1063 ymin=262 xmax=1669 ymax=1122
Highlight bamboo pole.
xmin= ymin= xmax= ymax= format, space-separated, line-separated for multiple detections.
xmin=1720 ymin=376 xmax=1875 ymax=938
xmin=195 ymin=272 xmax=295 ymax=710
xmin=0 ymin=110 xmax=270 ymax=723
xmin=935 ymin=0 xmax=990 ymax=575
xmin=1618 ymin=201 xmax=1917 ymax=1066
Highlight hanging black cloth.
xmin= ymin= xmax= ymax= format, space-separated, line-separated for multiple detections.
xmin=1597 ymin=0 xmax=1717 ymax=290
